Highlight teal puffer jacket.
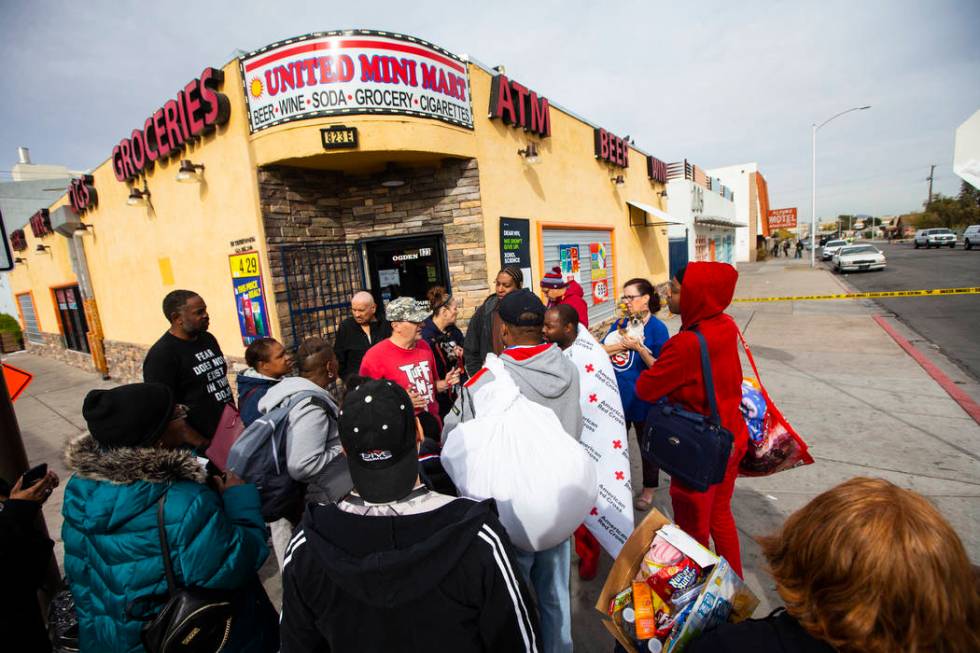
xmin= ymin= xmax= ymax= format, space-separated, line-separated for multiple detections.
xmin=62 ymin=434 xmax=271 ymax=653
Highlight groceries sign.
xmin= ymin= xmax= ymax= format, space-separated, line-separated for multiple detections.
xmin=768 ymin=207 xmax=797 ymax=230
xmin=240 ymin=30 xmax=473 ymax=132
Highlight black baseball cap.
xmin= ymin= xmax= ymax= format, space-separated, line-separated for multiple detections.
xmin=339 ymin=379 xmax=419 ymax=503
xmin=498 ymin=288 xmax=546 ymax=326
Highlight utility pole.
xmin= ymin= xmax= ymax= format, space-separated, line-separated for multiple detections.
xmin=926 ymin=164 xmax=936 ymax=207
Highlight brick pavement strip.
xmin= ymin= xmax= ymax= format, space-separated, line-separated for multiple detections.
xmin=5 ymin=257 xmax=979 ymax=650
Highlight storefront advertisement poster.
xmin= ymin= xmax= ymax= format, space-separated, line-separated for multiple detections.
xmin=563 ymin=324 xmax=634 ymax=558
xmin=240 ymin=30 xmax=473 ymax=133
xmin=559 ymin=244 xmax=580 ymax=280
xmin=229 ymin=252 xmax=270 ymax=345
xmin=499 ymin=217 xmax=533 ymax=289
xmin=590 ymin=242 xmax=607 ymax=280
xmin=592 ymin=279 xmax=609 ymax=304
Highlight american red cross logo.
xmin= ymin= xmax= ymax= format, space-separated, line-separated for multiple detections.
xmin=615 ymin=471 xmax=625 ymax=481
xmin=585 ymin=364 xmax=595 ymax=373
xmin=612 ymin=439 xmax=622 ymax=449
xmin=590 ymin=507 xmax=598 ymax=516
xmin=589 ymin=393 xmax=598 ymax=403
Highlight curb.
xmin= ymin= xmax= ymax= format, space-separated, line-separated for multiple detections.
xmin=872 ymin=315 xmax=980 ymax=425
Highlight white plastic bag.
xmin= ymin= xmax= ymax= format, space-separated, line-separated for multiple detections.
xmin=442 ymin=355 xmax=598 ymax=552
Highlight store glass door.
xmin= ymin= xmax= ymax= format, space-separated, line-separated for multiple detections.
xmin=365 ymin=234 xmax=450 ymax=305
xmin=55 ymin=285 xmax=89 ymax=353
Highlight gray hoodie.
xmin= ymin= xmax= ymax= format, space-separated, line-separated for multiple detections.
xmin=257 ymin=377 xmax=353 ymax=505
xmin=443 ymin=343 xmax=582 ymax=440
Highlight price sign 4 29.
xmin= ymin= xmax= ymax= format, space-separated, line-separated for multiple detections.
xmin=230 ymin=252 xmax=260 ymax=278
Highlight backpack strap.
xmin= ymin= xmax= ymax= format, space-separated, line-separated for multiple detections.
xmin=692 ymin=329 xmax=722 ymax=426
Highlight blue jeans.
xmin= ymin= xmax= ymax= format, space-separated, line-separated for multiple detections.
xmin=514 ymin=539 xmax=572 ymax=653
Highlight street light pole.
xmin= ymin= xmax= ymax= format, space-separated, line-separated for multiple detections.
xmin=810 ymin=105 xmax=872 ymax=267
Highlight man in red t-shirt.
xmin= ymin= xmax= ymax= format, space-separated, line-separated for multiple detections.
xmin=360 ymin=296 xmax=461 ymax=439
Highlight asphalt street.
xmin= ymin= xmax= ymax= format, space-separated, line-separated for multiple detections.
xmin=828 ymin=241 xmax=980 ymax=381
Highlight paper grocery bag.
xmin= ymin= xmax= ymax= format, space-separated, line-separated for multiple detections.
xmin=595 ymin=508 xmax=673 ymax=653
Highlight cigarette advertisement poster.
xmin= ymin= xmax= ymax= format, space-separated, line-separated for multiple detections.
xmin=559 ymin=244 xmax=580 ymax=280
xmin=229 ymin=251 xmax=270 ymax=345
xmin=590 ymin=242 xmax=608 ymax=280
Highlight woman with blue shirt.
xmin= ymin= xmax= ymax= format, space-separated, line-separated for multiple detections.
xmin=602 ymin=278 xmax=669 ymax=511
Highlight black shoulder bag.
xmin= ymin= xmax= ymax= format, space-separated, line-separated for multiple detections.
xmin=138 ymin=493 xmax=236 ymax=653
xmin=641 ymin=329 xmax=734 ymax=492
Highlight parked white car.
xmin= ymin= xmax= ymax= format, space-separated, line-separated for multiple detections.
xmin=963 ymin=225 xmax=980 ymax=250
xmin=913 ymin=228 xmax=956 ymax=249
xmin=821 ymin=239 xmax=848 ymax=260
xmin=832 ymin=244 xmax=886 ymax=272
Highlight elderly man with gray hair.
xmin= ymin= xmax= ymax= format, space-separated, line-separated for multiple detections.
xmin=334 ymin=290 xmax=392 ymax=381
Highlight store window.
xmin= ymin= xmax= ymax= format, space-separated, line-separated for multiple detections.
xmin=16 ymin=293 xmax=43 ymax=344
xmin=53 ymin=285 xmax=89 ymax=353
xmin=541 ymin=227 xmax=616 ymax=326
xmin=364 ymin=234 xmax=450 ymax=306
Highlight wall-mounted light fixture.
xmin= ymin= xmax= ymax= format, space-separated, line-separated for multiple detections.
xmin=611 ymin=175 xmax=625 ymax=186
xmin=75 ymin=223 xmax=94 ymax=234
xmin=127 ymin=180 xmax=151 ymax=206
xmin=36 ymin=244 xmax=51 ymax=253
xmin=176 ymin=159 xmax=205 ymax=183
xmin=14 ymin=257 xmax=26 ymax=264
xmin=658 ymin=190 xmax=668 ymax=198
xmin=518 ymin=143 xmax=539 ymax=164
xmin=380 ymin=163 xmax=406 ymax=188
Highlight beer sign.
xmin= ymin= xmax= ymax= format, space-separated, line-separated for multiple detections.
xmin=229 ymin=251 xmax=270 ymax=345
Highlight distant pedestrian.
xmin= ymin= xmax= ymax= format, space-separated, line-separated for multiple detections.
xmin=143 ymin=289 xmax=232 ymax=440
xmin=420 ymin=286 xmax=467 ymax=419
xmin=237 ymin=337 xmax=294 ymax=427
xmin=334 ymin=291 xmax=392 ymax=382
xmin=795 ymin=240 xmax=804 ymax=258
xmin=540 ymin=266 xmax=590 ymax=328
xmin=63 ymin=383 xmax=277 ymax=653
xmin=636 ymin=263 xmax=749 ymax=577
xmin=280 ymin=379 xmax=540 ymax=653
xmin=782 ymin=240 xmax=790 ymax=256
xmin=360 ymin=296 xmax=460 ymax=441
xmin=463 ymin=266 xmax=523 ymax=375
xmin=770 ymin=241 xmax=779 ymax=258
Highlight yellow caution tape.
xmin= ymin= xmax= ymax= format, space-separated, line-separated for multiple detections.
xmin=733 ymin=287 xmax=980 ymax=303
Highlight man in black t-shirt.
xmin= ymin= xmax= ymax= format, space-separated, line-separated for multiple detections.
xmin=143 ymin=289 xmax=232 ymax=439
xmin=334 ymin=291 xmax=392 ymax=381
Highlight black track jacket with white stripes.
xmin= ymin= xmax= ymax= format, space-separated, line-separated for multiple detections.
xmin=280 ymin=495 xmax=540 ymax=653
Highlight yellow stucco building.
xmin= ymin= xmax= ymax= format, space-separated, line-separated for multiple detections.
xmin=7 ymin=30 xmax=671 ymax=380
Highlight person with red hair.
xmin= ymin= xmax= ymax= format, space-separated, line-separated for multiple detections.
xmin=689 ymin=477 xmax=980 ymax=652
xmin=635 ymin=262 xmax=748 ymax=576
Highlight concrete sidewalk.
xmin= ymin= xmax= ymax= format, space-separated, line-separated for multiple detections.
xmin=4 ymin=257 xmax=978 ymax=652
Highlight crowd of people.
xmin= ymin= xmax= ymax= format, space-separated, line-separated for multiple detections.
xmin=2 ymin=261 xmax=977 ymax=652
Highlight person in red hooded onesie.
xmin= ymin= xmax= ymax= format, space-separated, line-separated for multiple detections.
xmin=635 ymin=262 xmax=749 ymax=577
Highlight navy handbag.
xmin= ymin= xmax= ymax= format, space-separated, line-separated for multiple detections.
xmin=641 ymin=329 xmax=733 ymax=492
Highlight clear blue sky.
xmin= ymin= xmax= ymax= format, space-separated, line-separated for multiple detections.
xmin=1 ymin=0 xmax=977 ymax=219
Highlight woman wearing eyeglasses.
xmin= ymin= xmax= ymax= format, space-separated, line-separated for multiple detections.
xmin=602 ymin=278 xmax=669 ymax=511
xmin=421 ymin=286 xmax=467 ymax=420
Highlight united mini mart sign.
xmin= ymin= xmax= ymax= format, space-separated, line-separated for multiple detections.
xmin=240 ymin=30 xmax=473 ymax=132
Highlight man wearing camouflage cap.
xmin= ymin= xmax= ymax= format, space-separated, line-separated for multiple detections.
xmin=360 ymin=296 xmax=461 ymax=440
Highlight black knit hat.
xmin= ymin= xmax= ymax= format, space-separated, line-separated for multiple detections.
xmin=83 ymin=383 xmax=174 ymax=449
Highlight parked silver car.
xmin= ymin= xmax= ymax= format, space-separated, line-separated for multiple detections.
xmin=821 ymin=239 xmax=848 ymax=260
xmin=914 ymin=228 xmax=956 ymax=249
xmin=963 ymin=225 xmax=980 ymax=250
